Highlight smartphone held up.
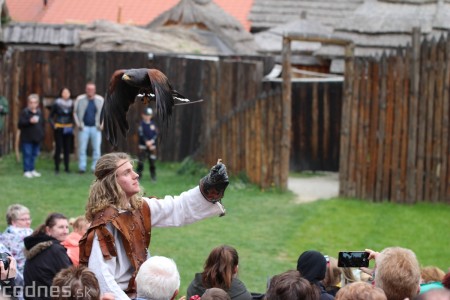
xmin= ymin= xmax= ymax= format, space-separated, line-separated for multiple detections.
xmin=337 ymin=251 xmax=370 ymax=268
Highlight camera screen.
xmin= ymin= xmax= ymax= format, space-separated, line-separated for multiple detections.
xmin=338 ymin=251 xmax=369 ymax=268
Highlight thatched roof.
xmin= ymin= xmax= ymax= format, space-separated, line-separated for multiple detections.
xmin=254 ymin=16 xmax=334 ymax=65
xmin=314 ymin=0 xmax=450 ymax=72
xmin=147 ymin=0 xmax=259 ymax=55
xmin=249 ymin=0 xmax=363 ymax=33
xmin=77 ymin=20 xmax=218 ymax=54
xmin=3 ymin=22 xmax=82 ymax=47
xmin=1 ymin=20 xmax=225 ymax=55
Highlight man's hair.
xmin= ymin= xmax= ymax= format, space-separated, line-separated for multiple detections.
xmin=202 ymin=245 xmax=239 ymax=290
xmin=136 ymin=256 xmax=180 ymax=300
xmin=85 ymin=152 xmax=142 ymax=221
xmin=375 ymin=247 xmax=420 ymax=300
xmin=201 ymin=288 xmax=231 ymax=300
xmin=52 ymin=265 xmax=101 ymax=300
xmin=335 ymin=282 xmax=387 ymax=300
xmin=265 ymin=270 xmax=320 ymax=300
xmin=6 ymin=204 xmax=30 ymax=225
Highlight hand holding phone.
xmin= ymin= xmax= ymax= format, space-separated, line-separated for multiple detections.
xmin=338 ymin=251 xmax=370 ymax=268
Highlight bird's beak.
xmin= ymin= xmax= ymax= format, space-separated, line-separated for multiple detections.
xmin=122 ymin=74 xmax=131 ymax=81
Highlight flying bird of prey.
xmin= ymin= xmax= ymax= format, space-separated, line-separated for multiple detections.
xmin=102 ymin=68 xmax=189 ymax=147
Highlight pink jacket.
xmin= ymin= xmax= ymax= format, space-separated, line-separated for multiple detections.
xmin=61 ymin=231 xmax=82 ymax=266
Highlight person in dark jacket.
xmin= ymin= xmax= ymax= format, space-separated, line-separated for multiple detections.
xmin=48 ymin=87 xmax=74 ymax=174
xmin=186 ymin=245 xmax=252 ymax=300
xmin=23 ymin=213 xmax=72 ymax=300
xmin=297 ymin=250 xmax=334 ymax=300
xmin=136 ymin=107 xmax=158 ymax=182
xmin=18 ymin=94 xmax=45 ymax=178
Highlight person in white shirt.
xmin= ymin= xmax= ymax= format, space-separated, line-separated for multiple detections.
xmin=79 ymin=152 xmax=229 ymax=300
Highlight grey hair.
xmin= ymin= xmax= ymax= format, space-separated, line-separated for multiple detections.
xmin=136 ymin=256 xmax=180 ymax=300
xmin=6 ymin=204 xmax=30 ymax=225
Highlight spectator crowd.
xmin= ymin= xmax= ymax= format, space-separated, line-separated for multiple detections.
xmin=0 ymin=203 xmax=449 ymax=300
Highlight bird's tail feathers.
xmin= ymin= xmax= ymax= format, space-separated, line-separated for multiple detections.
xmin=172 ymin=90 xmax=189 ymax=102
xmin=174 ymin=96 xmax=190 ymax=102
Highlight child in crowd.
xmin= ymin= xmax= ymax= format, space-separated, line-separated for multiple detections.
xmin=137 ymin=107 xmax=158 ymax=182
xmin=62 ymin=216 xmax=90 ymax=266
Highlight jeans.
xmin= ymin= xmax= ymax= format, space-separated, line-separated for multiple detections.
xmin=22 ymin=142 xmax=40 ymax=172
xmin=78 ymin=126 xmax=101 ymax=172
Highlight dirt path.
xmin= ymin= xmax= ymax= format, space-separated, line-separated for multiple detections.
xmin=287 ymin=172 xmax=339 ymax=204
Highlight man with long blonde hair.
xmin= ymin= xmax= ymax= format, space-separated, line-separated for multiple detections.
xmin=79 ymin=152 xmax=229 ymax=300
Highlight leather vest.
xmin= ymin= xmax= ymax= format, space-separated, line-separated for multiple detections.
xmin=79 ymin=200 xmax=151 ymax=294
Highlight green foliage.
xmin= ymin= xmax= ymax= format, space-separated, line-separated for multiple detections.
xmin=177 ymin=156 xmax=208 ymax=177
xmin=0 ymin=154 xmax=449 ymax=296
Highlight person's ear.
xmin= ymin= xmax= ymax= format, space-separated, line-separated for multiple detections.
xmin=170 ymin=289 xmax=179 ymax=300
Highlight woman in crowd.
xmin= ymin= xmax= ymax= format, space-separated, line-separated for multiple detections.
xmin=322 ymin=256 xmax=341 ymax=296
xmin=18 ymin=94 xmax=44 ymax=178
xmin=23 ymin=213 xmax=72 ymax=300
xmin=186 ymin=245 xmax=252 ymax=300
xmin=48 ymin=87 xmax=74 ymax=174
xmin=1 ymin=204 xmax=33 ymax=275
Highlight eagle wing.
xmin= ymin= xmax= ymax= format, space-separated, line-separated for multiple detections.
xmin=103 ymin=69 xmax=140 ymax=147
xmin=148 ymin=69 xmax=175 ymax=129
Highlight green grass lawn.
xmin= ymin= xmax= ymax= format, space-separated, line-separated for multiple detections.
xmin=0 ymin=153 xmax=449 ymax=297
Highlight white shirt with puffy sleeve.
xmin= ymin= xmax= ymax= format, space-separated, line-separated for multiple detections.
xmin=88 ymin=186 xmax=225 ymax=300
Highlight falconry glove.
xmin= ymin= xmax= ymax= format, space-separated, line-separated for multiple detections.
xmin=199 ymin=161 xmax=229 ymax=203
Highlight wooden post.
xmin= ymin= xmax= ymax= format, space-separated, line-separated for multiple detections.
xmin=280 ymin=35 xmax=292 ymax=190
xmin=339 ymin=43 xmax=355 ymax=196
xmin=442 ymin=34 xmax=450 ymax=203
xmin=407 ymin=27 xmax=421 ymax=203
xmin=12 ymin=51 xmax=21 ymax=162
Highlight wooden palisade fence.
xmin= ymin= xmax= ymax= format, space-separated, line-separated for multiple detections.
xmin=0 ymin=49 xmax=342 ymax=189
xmin=0 ymin=50 xmax=289 ymax=187
xmin=339 ymin=29 xmax=450 ymax=203
xmin=151 ymin=56 xmax=285 ymax=187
